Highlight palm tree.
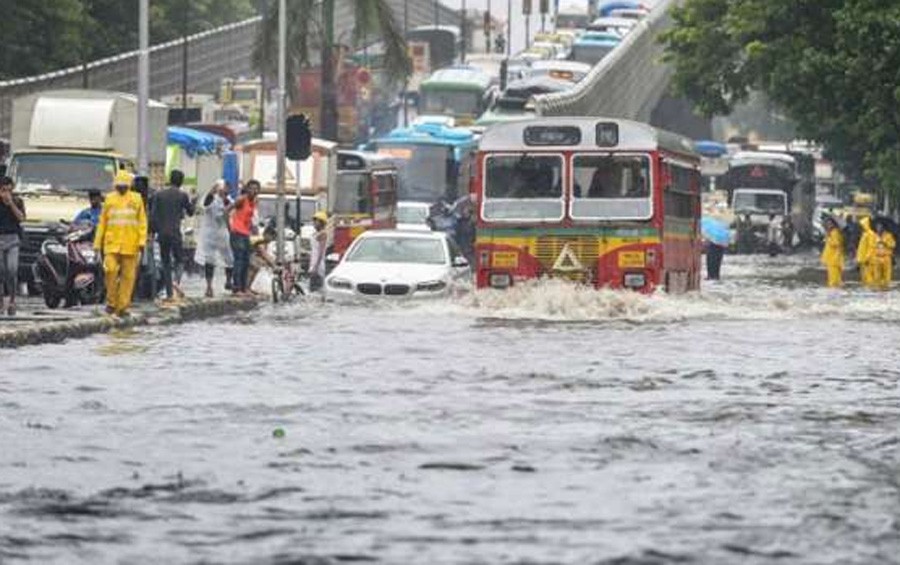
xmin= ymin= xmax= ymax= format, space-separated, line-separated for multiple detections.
xmin=254 ymin=0 xmax=411 ymax=141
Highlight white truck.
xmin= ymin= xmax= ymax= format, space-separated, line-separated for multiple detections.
xmin=7 ymin=90 xmax=169 ymax=291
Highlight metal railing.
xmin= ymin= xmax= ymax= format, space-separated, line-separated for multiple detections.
xmin=0 ymin=0 xmax=459 ymax=139
xmin=534 ymin=0 xmax=678 ymax=120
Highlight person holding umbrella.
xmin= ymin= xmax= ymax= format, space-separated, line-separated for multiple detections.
xmin=701 ymin=216 xmax=730 ymax=281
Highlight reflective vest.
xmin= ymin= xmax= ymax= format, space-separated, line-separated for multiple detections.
xmin=94 ymin=190 xmax=148 ymax=255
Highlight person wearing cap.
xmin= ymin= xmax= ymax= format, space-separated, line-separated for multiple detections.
xmin=74 ymin=189 xmax=104 ymax=228
xmin=94 ymin=171 xmax=147 ymax=316
xmin=309 ymin=211 xmax=329 ymax=291
xmin=820 ymin=216 xmax=845 ymax=288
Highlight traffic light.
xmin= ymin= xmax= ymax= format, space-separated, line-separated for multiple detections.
xmin=540 ymin=0 xmax=550 ymax=14
xmin=523 ymin=0 xmax=532 ymax=15
xmin=286 ymin=114 xmax=312 ymax=161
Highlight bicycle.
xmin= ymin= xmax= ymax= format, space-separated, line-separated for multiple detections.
xmin=271 ymin=260 xmax=308 ymax=303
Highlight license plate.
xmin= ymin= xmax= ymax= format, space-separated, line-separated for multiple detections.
xmin=492 ymin=251 xmax=519 ymax=269
xmin=618 ymin=251 xmax=646 ymax=268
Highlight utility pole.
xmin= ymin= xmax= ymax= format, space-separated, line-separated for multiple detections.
xmin=486 ymin=0 xmax=492 ymax=54
xmin=275 ymin=0 xmax=287 ymax=265
xmin=403 ymin=0 xmax=409 ymax=127
xmin=181 ymin=0 xmax=189 ymax=124
xmin=138 ymin=0 xmax=149 ymax=175
xmin=460 ymin=0 xmax=467 ymax=63
xmin=506 ymin=0 xmax=512 ymax=58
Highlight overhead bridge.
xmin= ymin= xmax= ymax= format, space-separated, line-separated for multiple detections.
xmin=534 ymin=0 xmax=710 ymax=140
xmin=0 ymin=0 xmax=458 ymax=138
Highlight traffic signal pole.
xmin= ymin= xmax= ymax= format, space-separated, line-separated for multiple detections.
xmin=275 ymin=0 xmax=287 ymax=266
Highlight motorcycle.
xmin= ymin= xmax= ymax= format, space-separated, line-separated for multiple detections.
xmin=33 ymin=221 xmax=104 ymax=309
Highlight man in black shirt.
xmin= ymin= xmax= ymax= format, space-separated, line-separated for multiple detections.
xmin=150 ymin=170 xmax=195 ymax=301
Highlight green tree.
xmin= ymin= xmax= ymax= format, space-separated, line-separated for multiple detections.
xmin=662 ymin=0 xmax=900 ymax=200
xmin=0 ymin=0 xmax=86 ymax=79
xmin=253 ymin=0 xmax=410 ymax=141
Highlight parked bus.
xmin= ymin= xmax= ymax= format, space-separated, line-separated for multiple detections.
xmin=417 ymin=67 xmax=496 ymax=126
xmin=474 ymin=117 xmax=702 ymax=293
xmin=370 ymin=122 xmax=478 ymax=205
xmin=331 ymin=151 xmax=399 ymax=255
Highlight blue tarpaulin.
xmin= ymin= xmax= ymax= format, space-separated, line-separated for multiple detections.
xmin=222 ymin=151 xmax=239 ymax=198
xmin=599 ymin=1 xmax=647 ymax=16
xmin=167 ymin=126 xmax=229 ymax=158
xmin=694 ymin=140 xmax=728 ymax=158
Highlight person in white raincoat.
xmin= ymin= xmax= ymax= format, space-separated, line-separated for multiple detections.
xmin=194 ymin=180 xmax=234 ymax=297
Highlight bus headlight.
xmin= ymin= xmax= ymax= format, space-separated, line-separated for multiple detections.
xmin=489 ymin=273 xmax=512 ymax=289
xmin=623 ymin=273 xmax=646 ymax=289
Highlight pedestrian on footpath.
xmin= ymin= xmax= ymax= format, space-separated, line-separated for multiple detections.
xmin=0 ymin=176 xmax=25 ymax=316
xmin=194 ymin=180 xmax=234 ymax=298
xmin=150 ymin=170 xmax=195 ymax=302
xmin=820 ymin=217 xmax=845 ymax=288
xmin=229 ymin=180 xmax=259 ymax=295
xmin=94 ymin=172 xmax=147 ymax=317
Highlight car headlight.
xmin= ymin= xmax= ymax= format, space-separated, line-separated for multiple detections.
xmin=327 ymin=277 xmax=353 ymax=290
xmin=416 ymin=280 xmax=447 ymax=292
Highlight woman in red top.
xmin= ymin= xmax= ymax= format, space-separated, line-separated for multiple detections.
xmin=229 ymin=180 xmax=259 ymax=294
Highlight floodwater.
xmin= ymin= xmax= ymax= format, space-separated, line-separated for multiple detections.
xmin=1 ymin=254 xmax=899 ymax=564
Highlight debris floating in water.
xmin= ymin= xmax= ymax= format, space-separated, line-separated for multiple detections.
xmin=272 ymin=428 xmax=285 ymax=439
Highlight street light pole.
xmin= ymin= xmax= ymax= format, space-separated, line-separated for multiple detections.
xmin=403 ymin=0 xmax=409 ymax=127
xmin=275 ymin=0 xmax=287 ymax=265
xmin=506 ymin=0 xmax=512 ymax=58
xmin=460 ymin=0 xmax=466 ymax=63
xmin=137 ymin=0 xmax=149 ymax=175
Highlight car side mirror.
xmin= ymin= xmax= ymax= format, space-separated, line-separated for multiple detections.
xmin=452 ymin=256 xmax=469 ymax=268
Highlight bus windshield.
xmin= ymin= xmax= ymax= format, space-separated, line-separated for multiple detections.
xmin=335 ymin=173 xmax=371 ymax=214
xmin=733 ymin=191 xmax=787 ymax=215
xmin=377 ymin=144 xmax=455 ymax=203
xmin=483 ymin=154 xmax=564 ymax=221
xmin=11 ymin=153 xmax=117 ymax=193
xmin=572 ymin=154 xmax=652 ymax=219
xmin=420 ymin=90 xmax=481 ymax=116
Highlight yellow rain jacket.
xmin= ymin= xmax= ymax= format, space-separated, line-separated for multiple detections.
xmin=94 ymin=190 xmax=148 ymax=256
xmin=821 ymin=227 xmax=845 ymax=267
xmin=821 ymin=226 xmax=845 ymax=288
xmin=856 ymin=217 xmax=876 ymax=285
xmin=872 ymin=230 xmax=896 ymax=289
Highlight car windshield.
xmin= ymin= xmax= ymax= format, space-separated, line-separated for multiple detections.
xmin=420 ymin=90 xmax=481 ymax=116
xmin=346 ymin=236 xmax=447 ymax=265
xmin=397 ymin=204 xmax=430 ymax=225
xmin=734 ymin=192 xmax=786 ymax=215
xmin=376 ymin=143 xmax=455 ymax=203
xmin=12 ymin=153 xmax=117 ymax=193
xmin=483 ymin=154 xmax=564 ymax=221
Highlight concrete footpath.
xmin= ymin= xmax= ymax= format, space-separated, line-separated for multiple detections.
xmin=0 ymin=296 xmax=259 ymax=349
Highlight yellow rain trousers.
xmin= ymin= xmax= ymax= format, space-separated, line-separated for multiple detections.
xmin=104 ymin=253 xmax=140 ymax=313
xmin=871 ymin=232 xmax=896 ymax=290
xmin=821 ymin=227 xmax=845 ymax=288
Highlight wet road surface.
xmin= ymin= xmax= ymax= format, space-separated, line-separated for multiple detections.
xmin=1 ymin=254 xmax=899 ymax=564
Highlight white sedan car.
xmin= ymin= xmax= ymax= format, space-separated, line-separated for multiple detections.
xmin=396 ymin=201 xmax=432 ymax=231
xmin=325 ymin=230 xmax=470 ymax=300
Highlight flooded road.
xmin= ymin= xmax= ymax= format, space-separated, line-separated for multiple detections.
xmin=1 ymin=254 xmax=899 ymax=564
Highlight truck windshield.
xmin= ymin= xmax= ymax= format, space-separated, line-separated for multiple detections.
xmin=733 ymin=191 xmax=787 ymax=215
xmin=12 ymin=153 xmax=117 ymax=193
xmin=482 ymin=154 xmax=564 ymax=221
xmin=377 ymin=144 xmax=455 ymax=203
xmin=420 ymin=90 xmax=481 ymax=116
xmin=335 ymin=173 xmax=371 ymax=214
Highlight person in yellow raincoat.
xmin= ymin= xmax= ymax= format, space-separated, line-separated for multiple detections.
xmin=820 ymin=217 xmax=845 ymax=288
xmin=871 ymin=218 xmax=896 ymax=290
xmin=93 ymin=171 xmax=148 ymax=316
xmin=855 ymin=216 xmax=876 ymax=287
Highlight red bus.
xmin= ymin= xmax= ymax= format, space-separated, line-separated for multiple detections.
xmin=474 ymin=117 xmax=702 ymax=293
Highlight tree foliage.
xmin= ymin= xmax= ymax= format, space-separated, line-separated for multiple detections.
xmin=662 ymin=0 xmax=900 ymax=196
xmin=0 ymin=0 xmax=257 ymax=80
